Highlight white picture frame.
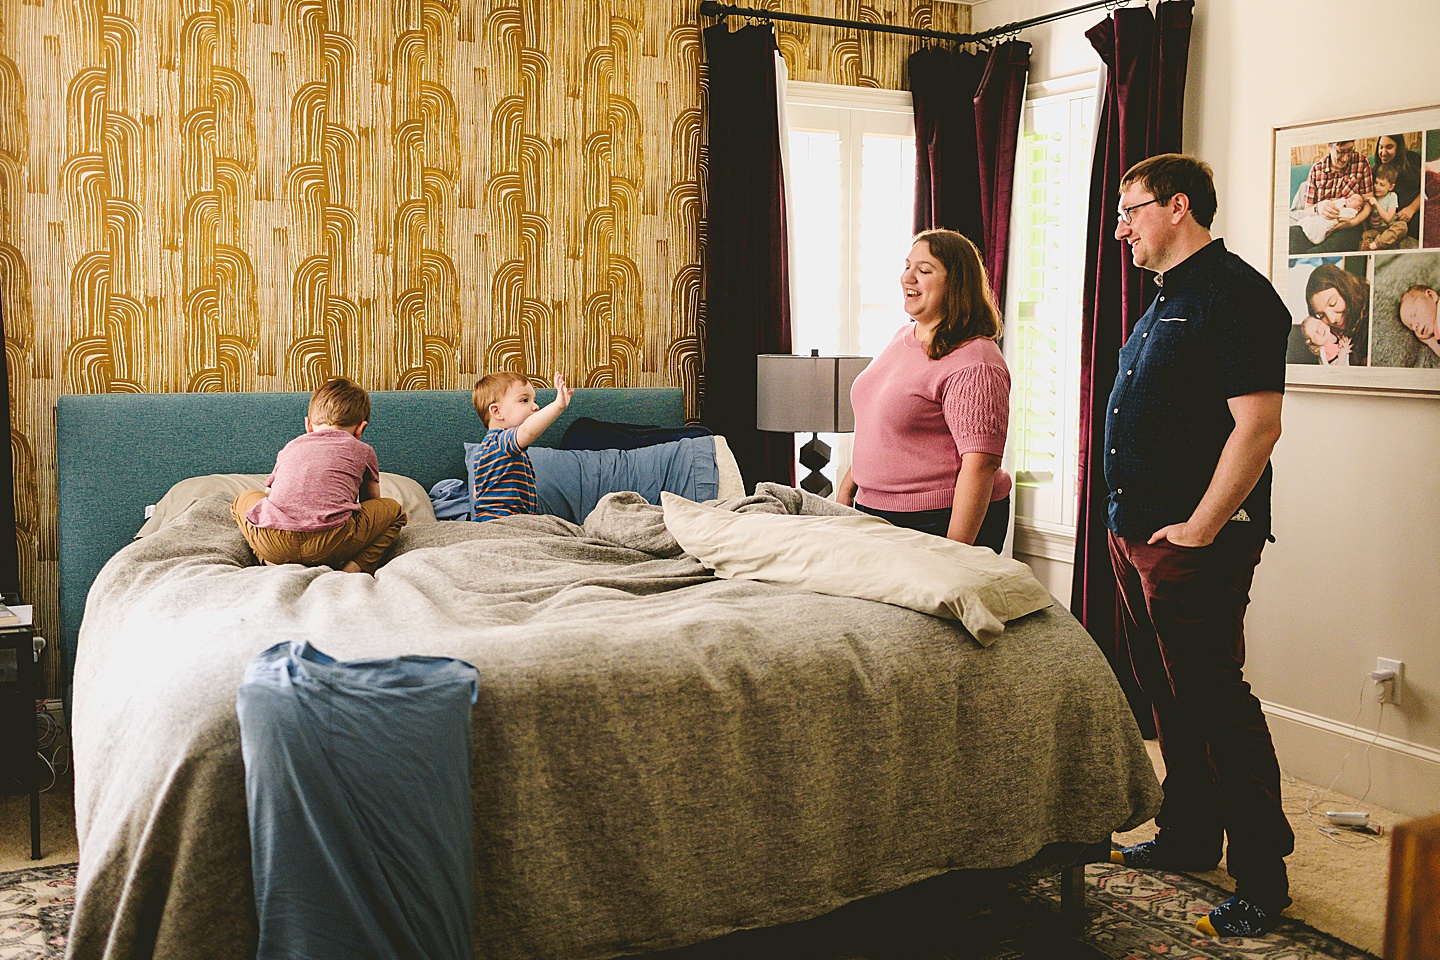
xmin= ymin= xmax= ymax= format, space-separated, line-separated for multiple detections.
xmin=1271 ymin=104 xmax=1440 ymax=394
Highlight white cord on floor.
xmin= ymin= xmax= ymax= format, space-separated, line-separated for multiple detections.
xmin=33 ymin=706 xmax=71 ymax=792
xmin=33 ymin=749 xmax=57 ymax=792
xmin=1280 ymin=675 xmax=1385 ymax=848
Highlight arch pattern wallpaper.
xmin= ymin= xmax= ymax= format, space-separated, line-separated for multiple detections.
xmin=0 ymin=0 xmax=966 ymax=691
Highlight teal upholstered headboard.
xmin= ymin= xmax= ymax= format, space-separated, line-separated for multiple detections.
xmin=56 ymin=387 xmax=685 ymax=704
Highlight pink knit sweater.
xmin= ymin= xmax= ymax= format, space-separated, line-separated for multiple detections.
xmin=849 ymin=323 xmax=1012 ymax=512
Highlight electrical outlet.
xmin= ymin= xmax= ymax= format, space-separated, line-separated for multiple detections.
xmin=1374 ymin=658 xmax=1404 ymax=704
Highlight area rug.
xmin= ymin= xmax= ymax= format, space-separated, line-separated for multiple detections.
xmin=0 ymin=864 xmax=72 ymax=960
xmin=0 ymin=861 xmax=1377 ymax=960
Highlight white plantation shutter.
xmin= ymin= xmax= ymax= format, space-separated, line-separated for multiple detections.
xmin=1004 ymin=79 xmax=1097 ymax=533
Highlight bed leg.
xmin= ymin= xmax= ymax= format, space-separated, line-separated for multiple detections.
xmin=1058 ymin=840 xmax=1110 ymax=935
xmin=1059 ymin=860 xmax=1086 ymax=933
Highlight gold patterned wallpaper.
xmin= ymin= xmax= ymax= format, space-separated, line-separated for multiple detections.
xmin=0 ymin=0 xmax=967 ymax=693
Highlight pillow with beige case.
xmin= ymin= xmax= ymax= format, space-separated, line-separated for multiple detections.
xmin=711 ymin=435 xmax=745 ymax=499
xmin=137 ymin=473 xmax=437 ymax=538
xmin=660 ymin=492 xmax=1052 ymax=645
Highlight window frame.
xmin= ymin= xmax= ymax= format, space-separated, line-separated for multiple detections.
xmin=1000 ymin=71 xmax=1102 ymax=562
xmin=781 ymin=80 xmax=916 ymax=488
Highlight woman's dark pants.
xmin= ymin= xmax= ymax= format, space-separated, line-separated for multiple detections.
xmin=856 ymin=496 xmax=1010 ymax=554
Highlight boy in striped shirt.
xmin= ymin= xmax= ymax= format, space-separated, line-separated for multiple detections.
xmin=469 ymin=371 xmax=573 ymax=520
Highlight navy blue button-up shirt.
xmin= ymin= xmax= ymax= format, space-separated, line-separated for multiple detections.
xmin=1103 ymin=239 xmax=1289 ymax=539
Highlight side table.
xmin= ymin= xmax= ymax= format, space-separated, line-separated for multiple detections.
xmin=0 ymin=624 xmax=40 ymax=859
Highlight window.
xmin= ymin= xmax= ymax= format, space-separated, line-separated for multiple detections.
xmin=1002 ymin=76 xmax=1097 ymax=554
xmin=783 ymin=81 xmax=916 ymax=488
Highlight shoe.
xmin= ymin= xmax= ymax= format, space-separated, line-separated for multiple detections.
xmin=1109 ymin=839 xmax=1219 ymax=872
xmin=1197 ymin=894 xmax=1289 ymax=937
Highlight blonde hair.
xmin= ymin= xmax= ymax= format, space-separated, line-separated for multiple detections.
xmin=308 ymin=377 xmax=370 ymax=427
xmin=472 ymin=371 xmax=531 ymax=426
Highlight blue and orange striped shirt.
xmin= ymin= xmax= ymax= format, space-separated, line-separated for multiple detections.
xmin=470 ymin=428 xmax=539 ymax=521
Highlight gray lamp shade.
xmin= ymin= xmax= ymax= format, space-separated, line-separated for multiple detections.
xmin=756 ymin=353 xmax=871 ymax=433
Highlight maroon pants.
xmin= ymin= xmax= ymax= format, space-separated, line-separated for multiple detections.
xmin=1108 ymin=529 xmax=1293 ymax=903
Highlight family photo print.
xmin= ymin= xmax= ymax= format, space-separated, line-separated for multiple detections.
xmin=1273 ymin=103 xmax=1440 ymax=393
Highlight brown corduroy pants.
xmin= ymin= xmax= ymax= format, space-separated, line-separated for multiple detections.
xmin=232 ymin=490 xmax=407 ymax=574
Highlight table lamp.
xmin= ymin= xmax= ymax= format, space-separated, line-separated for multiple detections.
xmin=756 ymin=350 xmax=871 ymax=498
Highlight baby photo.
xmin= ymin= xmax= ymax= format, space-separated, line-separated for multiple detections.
xmin=1285 ymin=256 xmax=1371 ymax=366
xmin=1371 ymin=252 xmax=1440 ymax=368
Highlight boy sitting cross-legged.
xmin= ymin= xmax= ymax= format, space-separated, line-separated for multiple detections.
xmin=232 ymin=377 xmax=407 ymax=574
xmin=469 ymin=371 xmax=574 ymax=520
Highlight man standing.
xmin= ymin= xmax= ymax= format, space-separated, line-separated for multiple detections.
xmin=1105 ymin=154 xmax=1293 ymax=937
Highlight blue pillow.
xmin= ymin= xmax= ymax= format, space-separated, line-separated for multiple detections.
xmin=428 ymin=478 xmax=471 ymax=520
xmin=457 ymin=437 xmax=718 ymax=524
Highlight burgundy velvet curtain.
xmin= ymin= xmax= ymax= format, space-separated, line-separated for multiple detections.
xmin=700 ymin=23 xmax=795 ymax=489
xmin=1071 ymin=1 xmax=1194 ymax=737
xmin=910 ymin=41 xmax=1029 ymax=303
xmin=974 ymin=40 xmax=1031 ymax=310
xmin=909 ymin=46 xmax=984 ymax=241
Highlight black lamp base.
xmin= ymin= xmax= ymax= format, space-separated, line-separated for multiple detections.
xmin=798 ymin=433 xmax=832 ymax=498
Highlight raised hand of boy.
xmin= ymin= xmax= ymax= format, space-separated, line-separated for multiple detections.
xmin=553 ymin=371 xmax=574 ymax=410
xmin=515 ymin=371 xmax=576 ymax=448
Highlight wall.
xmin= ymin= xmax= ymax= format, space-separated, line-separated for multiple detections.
xmin=0 ymin=0 xmax=967 ymax=695
xmin=970 ymin=0 xmax=1440 ymax=816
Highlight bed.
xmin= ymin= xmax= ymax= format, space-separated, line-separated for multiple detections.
xmin=56 ymin=388 xmax=1162 ymax=960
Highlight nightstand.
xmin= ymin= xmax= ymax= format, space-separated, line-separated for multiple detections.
xmin=0 ymin=622 xmax=40 ymax=859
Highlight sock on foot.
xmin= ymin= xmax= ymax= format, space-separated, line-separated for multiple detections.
xmin=1197 ymin=894 xmax=1290 ymax=937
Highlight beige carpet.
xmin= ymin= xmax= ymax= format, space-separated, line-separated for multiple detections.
xmin=2 ymin=748 xmax=1398 ymax=956
xmin=0 ymin=779 xmax=76 ymax=875
xmin=1117 ymin=740 xmax=1396 ymax=956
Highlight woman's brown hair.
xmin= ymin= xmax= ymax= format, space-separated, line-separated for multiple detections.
xmin=910 ymin=229 xmax=1002 ymax=360
xmin=1305 ymin=262 xmax=1369 ymax=332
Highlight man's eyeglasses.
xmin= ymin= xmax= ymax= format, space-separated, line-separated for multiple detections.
xmin=1117 ymin=198 xmax=1162 ymax=224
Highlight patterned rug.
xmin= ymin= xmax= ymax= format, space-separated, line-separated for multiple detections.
xmin=0 ymin=860 xmax=1378 ymax=960
xmin=0 ymin=865 xmax=72 ymax=960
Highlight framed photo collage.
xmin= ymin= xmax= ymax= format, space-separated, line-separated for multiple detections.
xmin=1272 ymin=104 xmax=1440 ymax=394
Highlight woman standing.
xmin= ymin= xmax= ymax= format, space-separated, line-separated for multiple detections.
xmin=836 ymin=229 xmax=1011 ymax=553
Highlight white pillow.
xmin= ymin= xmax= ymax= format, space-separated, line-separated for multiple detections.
xmin=137 ymin=472 xmax=437 ymax=537
xmin=660 ymin=493 xmax=1052 ymax=645
xmin=712 ymin=436 xmax=745 ymax=499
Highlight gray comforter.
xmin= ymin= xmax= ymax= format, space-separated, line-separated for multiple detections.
xmin=69 ymin=485 xmax=1161 ymax=960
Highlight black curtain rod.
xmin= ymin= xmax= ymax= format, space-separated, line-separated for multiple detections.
xmin=698 ymin=0 xmax=1141 ymax=45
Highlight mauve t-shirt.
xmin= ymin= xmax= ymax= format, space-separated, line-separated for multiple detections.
xmin=247 ymin=430 xmax=380 ymax=532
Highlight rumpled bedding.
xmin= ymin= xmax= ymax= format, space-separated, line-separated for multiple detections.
xmin=69 ymin=484 xmax=1161 ymax=960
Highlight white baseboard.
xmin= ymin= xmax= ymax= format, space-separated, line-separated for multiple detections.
xmin=1262 ymin=698 xmax=1440 ymax=820
xmin=1012 ymin=518 xmax=1075 ymax=562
